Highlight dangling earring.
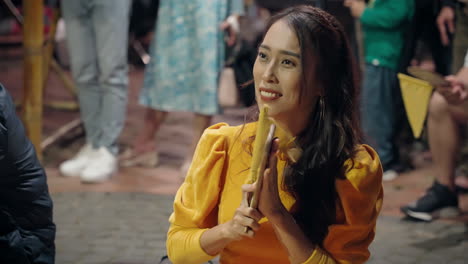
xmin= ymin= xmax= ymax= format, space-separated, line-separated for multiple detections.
xmin=319 ymin=96 xmax=325 ymax=123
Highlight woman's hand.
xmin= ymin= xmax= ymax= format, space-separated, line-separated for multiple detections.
xmin=221 ymin=194 xmax=263 ymax=240
xmin=243 ymin=138 xmax=287 ymax=222
xmin=241 ymin=139 xmax=317 ymax=263
xmin=200 ymin=193 xmax=262 ymax=255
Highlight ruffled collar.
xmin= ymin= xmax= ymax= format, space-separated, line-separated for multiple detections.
xmin=275 ymin=125 xmax=302 ymax=163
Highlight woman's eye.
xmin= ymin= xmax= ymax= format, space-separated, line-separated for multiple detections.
xmin=282 ymin=59 xmax=295 ymax=66
xmin=258 ymin=51 xmax=267 ymax=60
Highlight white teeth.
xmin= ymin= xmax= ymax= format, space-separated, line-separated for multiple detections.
xmin=260 ymin=91 xmax=280 ymax=98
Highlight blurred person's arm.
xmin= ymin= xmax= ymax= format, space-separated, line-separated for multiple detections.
xmin=0 ymin=84 xmax=55 ymax=264
xmin=221 ymin=0 xmax=245 ymax=46
xmin=437 ymin=0 xmax=456 ymax=46
xmin=345 ymin=0 xmax=413 ymax=29
xmin=221 ymin=15 xmax=240 ymax=46
xmin=436 ymin=51 xmax=468 ymax=104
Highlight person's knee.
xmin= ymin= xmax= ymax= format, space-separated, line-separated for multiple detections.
xmin=428 ymin=92 xmax=450 ymax=121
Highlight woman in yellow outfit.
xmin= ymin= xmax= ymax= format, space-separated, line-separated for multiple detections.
xmin=167 ymin=5 xmax=383 ymax=264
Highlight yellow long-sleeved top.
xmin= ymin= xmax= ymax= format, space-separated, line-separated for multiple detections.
xmin=167 ymin=122 xmax=383 ymax=264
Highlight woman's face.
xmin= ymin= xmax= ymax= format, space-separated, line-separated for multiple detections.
xmin=253 ymin=20 xmax=316 ymax=129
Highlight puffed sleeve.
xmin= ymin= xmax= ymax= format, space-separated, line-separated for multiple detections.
xmin=302 ymin=145 xmax=383 ymax=264
xmin=167 ymin=123 xmax=233 ymax=264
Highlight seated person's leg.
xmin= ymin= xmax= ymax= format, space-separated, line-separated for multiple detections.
xmin=400 ymin=92 xmax=468 ymax=221
xmin=451 ymin=100 xmax=468 ymax=191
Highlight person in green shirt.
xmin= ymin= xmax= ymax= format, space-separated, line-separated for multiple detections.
xmin=345 ymin=0 xmax=414 ymax=181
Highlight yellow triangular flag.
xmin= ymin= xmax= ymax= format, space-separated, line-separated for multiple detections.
xmin=398 ymin=73 xmax=434 ymax=138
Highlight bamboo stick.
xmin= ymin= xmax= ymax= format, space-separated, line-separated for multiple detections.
xmin=41 ymin=7 xmax=77 ymax=98
xmin=50 ymin=59 xmax=76 ymax=95
xmin=244 ymin=106 xmax=275 ymax=233
xmin=247 ymin=107 xmax=273 ymax=185
xmin=41 ymin=118 xmax=82 ymax=150
xmin=22 ymin=0 xmax=44 ymax=157
xmin=5 ymin=1 xmax=77 ymax=101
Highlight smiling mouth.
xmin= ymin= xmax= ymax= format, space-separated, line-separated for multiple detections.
xmin=259 ymin=88 xmax=282 ymax=100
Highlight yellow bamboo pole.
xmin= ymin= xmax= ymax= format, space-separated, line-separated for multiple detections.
xmin=22 ymin=0 xmax=44 ymax=157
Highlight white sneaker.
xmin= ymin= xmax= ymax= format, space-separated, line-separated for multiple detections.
xmin=59 ymin=143 xmax=95 ymax=177
xmin=80 ymin=147 xmax=116 ymax=183
xmin=383 ymin=169 xmax=398 ymax=181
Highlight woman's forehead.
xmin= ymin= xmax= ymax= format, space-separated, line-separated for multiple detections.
xmin=262 ymin=20 xmax=300 ymax=52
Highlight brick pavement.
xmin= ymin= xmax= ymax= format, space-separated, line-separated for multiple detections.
xmin=52 ymin=192 xmax=468 ymax=264
xmin=53 ymin=192 xmax=171 ymax=264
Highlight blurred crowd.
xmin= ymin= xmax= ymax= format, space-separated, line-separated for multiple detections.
xmin=1 ymin=0 xmax=468 ymax=263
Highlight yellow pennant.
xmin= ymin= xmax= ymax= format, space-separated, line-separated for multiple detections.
xmin=398 ymin=73 xmax=434 ymax=138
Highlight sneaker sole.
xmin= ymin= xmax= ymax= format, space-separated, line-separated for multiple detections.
xmin=59 ymin=167 xmax=85 ymax=178
xmin=403 ymin=209 xmax=433 ymax=222
xmin=80 ymin=171 xmax=115 ymax=184
xmin=60 ymin=171 xmax=82 ymax=178
xmin=402 ymin=206 xmax=460 ymax=222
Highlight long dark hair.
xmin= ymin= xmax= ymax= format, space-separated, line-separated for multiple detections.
xmin=264 ymin=6 xmax=361 ymax=246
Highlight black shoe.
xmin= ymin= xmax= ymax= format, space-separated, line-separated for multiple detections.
xmin=400 ymin=181 xmax=458 ymax=222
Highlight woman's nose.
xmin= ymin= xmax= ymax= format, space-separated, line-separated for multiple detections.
xmin=262 ymin=62 xmax=278 ymax=83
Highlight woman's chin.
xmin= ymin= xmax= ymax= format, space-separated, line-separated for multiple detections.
xmin=266 ymin=111 xmax=282 ymax=122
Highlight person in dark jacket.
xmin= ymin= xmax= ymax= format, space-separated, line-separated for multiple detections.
xmin=0 ymin=83 xmax=55 ymax=264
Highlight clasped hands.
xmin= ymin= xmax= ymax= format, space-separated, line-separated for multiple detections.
xmin=221 ymin=138 xmax=288 ymax=241
xmin=437 ymin=67 xmax=468 ymax=105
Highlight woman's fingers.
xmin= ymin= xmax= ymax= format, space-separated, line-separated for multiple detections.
xmin=270 ymin=138 xmax=279 ymax=153
xmin=241 ymin=189 xmax=249 ymax=207
xmin=265 ymin=138 xmax=279 ymax=186
xmin=268 ymin=138 xmax=279 ymax=170
xmin=234 ymin=214 xmax=260 ymax=231
xmin=229 ymin=206 xmax=263 ymax=239
xmin=242 ymin=183 xmax=255 ymax=193
xmin=236 ymin=205 xmax=263 ymax=222
xmin=246 ymin=207 xmax=263 ymax=222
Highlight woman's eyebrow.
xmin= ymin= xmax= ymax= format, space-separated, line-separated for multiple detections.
xmin=280 ymin=50 xmax=300 ymax=58
xmin=259 ymin=44 xmax=300 ymax=59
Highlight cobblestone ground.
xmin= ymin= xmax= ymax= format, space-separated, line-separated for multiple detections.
xmin=53 ymin=192 xmax=468 ymax=264
xmin=54 ymin=193 xmax=172 ymax=264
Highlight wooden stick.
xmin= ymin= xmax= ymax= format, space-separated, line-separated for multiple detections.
xmin=249 ymin=124 xmax=276 ymax=209
xmin=40 ymin=118 xmax=82 ymax=150
xmin=50 ymin=59 xmax=77 ymax=96
xmin=22 ymin=0 xmax=44 ymax=157
xmin=243 ymin=106 xmax=275 ymax=233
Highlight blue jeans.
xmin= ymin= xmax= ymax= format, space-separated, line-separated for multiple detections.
xmin=61 ymin=0 xmax=130 ymax=154
xmin=361 ymin=64 xmax=399 ymax=167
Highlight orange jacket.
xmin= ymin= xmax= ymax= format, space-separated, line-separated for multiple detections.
xmin=167 ymin=122 xmax=383 ymax=264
